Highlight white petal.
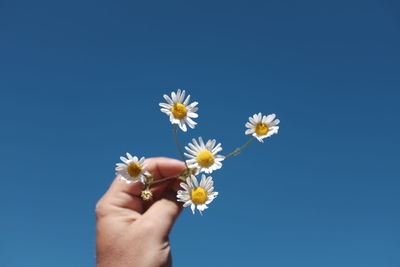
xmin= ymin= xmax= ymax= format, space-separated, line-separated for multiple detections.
xmin=183 ymin=94 xmax=191 ymax=105
xmin=214 ymin=162 xmax=222 ymax=168
xmin=192 ymin=138 xmax=200 ymax=148
xmin=163 ymin=94 xmax=173 ymax=104
xmin=266 ymin=126 xmax=279 ymax=137
xmin=188 ymin=142 xmax=200 ymax=152
xmin=265 ymin=113 xmax=276 ymax=124
xmin=203 ymin=168 xmax=212 ymax=174
xmin=261 ymin=115 xmax=267 ymax=123
xmin=254 ymin=134 xmax=265 ymax=142
xmin=184 ymin=146 xmax=197 ymax=156
xmin=159 ymin=103 xmax=171 ymax=109
xmin=206 ymin=186 xmax=214 ymax=194
xmin=200 ymin=175 xmax=206 ymax=188
xmin=198 ymin=204 xmax=208 ymax=211
xmin=120 ymin=156 xmax=129 ymax=164
xmin=184 ymin=152 xmax=195 ymax=159
xmin=191 ymin=175 xmax=199 ymax=187
xmin=186 ymin=159 xmax=197 ymax=165
xmin=171 ymin=91 xmax=177 ymax=102
xmin=188 ymin=101 xmax=198 ymax=108
xmin=179 ymin=121 xmax=187 ymax=132
xmin=212 ymin=143 xmax=222 ymax=153
xmin=245 ymin=128 xmax=254 ymax=135
xmin=186 ymin=117 xmax=197 ymax=126
xmin=187 ymin=112 xmax=198 ymax=118
xmin=176 ymin=89 xmax=182 ymax=102
xmin=180 ymin=182 xmax=190 ymax=191
xmin=245 ymin=122 xmax=253 ymax=128
xmin=206 ymin=139 xmax=216 ymax=150
xmin=270 ymin=119 xmax=280 ymax=126
xmin=199 ymin=137 xmax=205 ymax=148
xmin=179 ymin=90 xmax=185 ymax=103
xmin=186 ymin=177 xmax=194 ymax=188
xmin=205 ymin=176 xmax=213 ymax=187
xmin=185 ymin=117 xmax=196 ymax=129
xmin=191 ymin=204 xmax=195 ymax=214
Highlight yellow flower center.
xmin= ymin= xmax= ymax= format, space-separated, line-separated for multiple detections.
xmin=255 ymin=123 xmax=269 ymax=135
xmin=191 ymin=187 xmax=207 ymax=204
xmin=196 ymin=150 xmax=215 ymax=167
xmin=127 ymin=163 xmax=142 ymax=178
xmin=171 ymin=103 xmax=187 ymax=119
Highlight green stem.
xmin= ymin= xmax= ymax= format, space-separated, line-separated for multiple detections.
xmin=173 ymin=125 xmax=189 ymax=169
xmin=151 ymin=175 xmax=177 ymax=185
xmin=147 ymin=167 xmax=193 ymax=187
xmin=225 ymin=137 xmax=255 ymax=158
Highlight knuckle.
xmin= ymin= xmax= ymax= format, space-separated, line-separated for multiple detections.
xmin=95 ymin=198 xmax=108 ymax=218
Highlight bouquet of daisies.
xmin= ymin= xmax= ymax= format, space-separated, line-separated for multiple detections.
xmin=115 ymin=89 xmax=280 ymax=215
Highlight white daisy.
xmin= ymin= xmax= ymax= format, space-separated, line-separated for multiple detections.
xmin=184 ymin=137 xmax=224 ymax=174
xmin=245 ymin=113 xmax=280 ymax=142
xmin=115 ymin=153 xmax=147 ymax=184
xmin=177 ymin=174 xmax=218 ymax=214
xmin=159 ymin=89 xmax=199 ymax=132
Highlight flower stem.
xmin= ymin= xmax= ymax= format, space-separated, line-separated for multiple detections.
xmin=225 ymin=137 xmax=255 ymax=158
xmin=173 ymin=125 xmax=189 ymax=169
xmin=151 ymin=175 xmax=178 ymax=185
xmin=146 ymin=167 xmax=194 ymax=187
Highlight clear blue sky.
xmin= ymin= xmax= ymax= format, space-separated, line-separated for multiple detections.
xmin=1 ymin=0 xmax=399 ymax=266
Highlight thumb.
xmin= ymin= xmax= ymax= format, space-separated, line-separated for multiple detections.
xmin=140 ymin=187 xmax=182 ymax=238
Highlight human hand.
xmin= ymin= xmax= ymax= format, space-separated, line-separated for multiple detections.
xmin=96 ymin=157 xmax=185 ymax=267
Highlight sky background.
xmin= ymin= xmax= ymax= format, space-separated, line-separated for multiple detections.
xmin=0 ymin=0 xmax=399 ymax=266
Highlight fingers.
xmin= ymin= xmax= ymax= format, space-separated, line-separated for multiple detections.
xmin=103 ymin=157 xmax=185 ymax=214
xmin=97 ymin=176 xmax=145 ymax=217
xmin=145 ymin=157 xmax=186 ymax=181
xmin=140 ymin=188 xmax=182 ymax=238
xmin=108 ymin=174 xmax=144 ymax=197
xmin=138 ymin=158 xmax=185 ymax=237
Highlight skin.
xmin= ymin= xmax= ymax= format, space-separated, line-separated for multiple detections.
xmin=96 ymin=157 xmax=185 ymax=267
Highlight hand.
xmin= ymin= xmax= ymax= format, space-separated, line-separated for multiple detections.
xmin=96 ymin=157 xmax=185 ymax=267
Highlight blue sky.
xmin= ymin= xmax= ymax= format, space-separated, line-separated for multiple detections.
xmin=1 ymin=0 xmax=399 ymax=266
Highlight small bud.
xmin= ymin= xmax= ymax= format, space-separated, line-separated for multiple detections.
xmin=141 ymin=189 xmax=153 ymax=201
xmin=145 ymin=172 xmax=154 ymax=179
xmin=143 ymin=171 xmax=154 ymax=185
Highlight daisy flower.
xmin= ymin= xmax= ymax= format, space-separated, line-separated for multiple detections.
xmin=159 ymin=89 xmax=198 ymax=132
xmin=177 ymin=174 xmax=218 ymax=214
xmin=245 ymin=113 xmax=280 ymax=142
xmin=184 ymin=137 xmax=224 ymax=174
xmin=115 ymin=153 xmax=147 ymax=184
